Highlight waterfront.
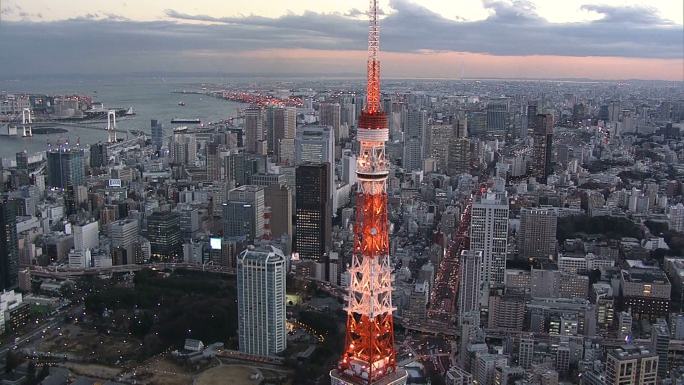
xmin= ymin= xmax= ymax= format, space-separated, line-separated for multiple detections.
xmin=0 ymin=76 xmax=247 ymax=160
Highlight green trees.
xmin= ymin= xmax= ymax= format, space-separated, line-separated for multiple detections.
xmin=84 ymin=269 xmax=238 ymax=358
xmin=557 ymin=215 xmax=642 ymax=241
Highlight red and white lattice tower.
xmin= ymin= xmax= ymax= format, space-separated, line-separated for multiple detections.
xmin=331 ymin=1 xmax=407 ymax=384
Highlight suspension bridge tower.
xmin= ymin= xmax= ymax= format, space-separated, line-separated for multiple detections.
xmin=107 ymin=110 xmax=117 ymax=143
xmin=21 ymin=108 xmax=33 ymax=137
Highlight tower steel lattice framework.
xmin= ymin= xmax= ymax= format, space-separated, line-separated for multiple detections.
xmin=330 ymin=1 xmax=407 ymax=385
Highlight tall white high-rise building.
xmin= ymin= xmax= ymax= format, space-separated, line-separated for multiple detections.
xmin=669 ymin=203 xmax=684 ymax=232
xmin=403 ymin=109 xmax=427 ymax=172
xmin=73 ymin=221 xmax=99 ymax=252
xmin=458 ymin=250 xmax=482 ymax=325
xmin=237 ymin=245 xmax=287 ymax=356
xmin=470 ymin=190 xmax=509 ymax=288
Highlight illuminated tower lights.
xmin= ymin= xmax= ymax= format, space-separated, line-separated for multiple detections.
xmin=331 ymin=1 xmax=407 ymax=384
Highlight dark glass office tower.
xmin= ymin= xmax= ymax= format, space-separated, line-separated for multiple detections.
xmin=147 ymin=211 xmax=182 ymax=261
xmin=295 ymin=163 xmax=331 ymax=264
xmin=0 ymin=199 xmax=19 ymax=289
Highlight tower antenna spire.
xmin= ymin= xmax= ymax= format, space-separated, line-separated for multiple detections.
xmin=365 ymin=0 xmax=381 ymax=114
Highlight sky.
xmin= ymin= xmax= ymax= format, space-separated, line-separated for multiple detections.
xmin=1 ymin=0 xmax=683 ymax=81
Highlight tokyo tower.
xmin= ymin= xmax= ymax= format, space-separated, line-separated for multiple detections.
xmin=330 ymin=1 xmax=407 ymax=384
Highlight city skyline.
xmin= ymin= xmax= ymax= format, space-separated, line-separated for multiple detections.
xmin=0 ymin=1 xmax=684 ymax=384
xmin=1 ymin=0 xmax=682 ymax=81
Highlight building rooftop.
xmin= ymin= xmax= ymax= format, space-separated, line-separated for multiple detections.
xmin=622 ymin=268 xmax=670 ymax=285
xmin=609 ymin=345 xmax=655 ymax=360
xmin=230 ymin=184 xmax=264 ymax=193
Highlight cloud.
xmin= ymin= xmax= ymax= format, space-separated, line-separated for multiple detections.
xmin=156 ymin=0 xmax=681 ymax=58
xmin=344 ymin=8 xmax=364 ymax=18
xmin=0 ymin=0 xmax=681 ymax=77
xmin=580 ymin=4 xmax=670 ymax=25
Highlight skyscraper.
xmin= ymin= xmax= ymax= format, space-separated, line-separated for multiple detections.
xmin=533 ymin=114 xmax=554 ymax=183
xmin=526 ymin=103 xmax=538 ymax=134
xmin=447 ymin=116 xmax=470 ymax=176
xmin=295 ymin=163 xmax=332 ymax=280
xmin=331 ymin=2 xmax=406 ymax=384
xmin=296 ymin=126 xmax=335 ymax=162
xmin=15 ymin=151 xmax=28 ymax=172
xmin=403 ymin=138 xmax=424 ymax=172
xmin=110 ymin=218 xmax=139 ymax=262
xmin=245 ymin=106 xmax=264 ymax=154
xmin=403 ymin=108 xmax=427 ymax=172
xmin=651 ymin=319 xmax=669 ymax=381
xmin=270 ymin=107 xmax=296 ymax=161
xmin=458 ymin=250 xmax=482 ymax=325
xmin=320 ymin=103 xmax=342 ymax=144
xmin=168 ymin=133 xmax=197 ymax=165
xmin=89 ymin=142 xmax=108 ymax=169
xmin=47 ymin=147 xmax=85 ymax=189
xmin=224 ymin=185 xmax=265 ymax=241
xmin=237 ymin=245 xmax=287 ymax=356
xmin=470 ymin=190 xmax=509 ymax=288
xmin=206 ymin=142 xmax=221 ymax=181
xmin=151 ymin=119 xmax=163 ymax=151
xmin=296 ymin=125 xmax=336 ymax=209
xmin=518 ymin=207 xmax=557 ymax=260
xmin=73 ymin=221 xmax=99 ymax=252
xmin=147 ymin=211 xmax=182 ymax=261
xmin=487 ymin=98 xmax=509 ymax=133
xmin=264 ymin=184 xmax=292 ymax=240
xmin=0 ymin=199 xmax=19 ymax=290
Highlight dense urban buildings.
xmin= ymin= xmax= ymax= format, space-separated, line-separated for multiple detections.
xmin=0 ymin=1 xmax=681 ymax=384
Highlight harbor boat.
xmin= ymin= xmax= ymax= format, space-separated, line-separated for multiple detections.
xmin=178 ymin=101 xmax=186 ymax=106
xmin=171 ymin=118 xmax=201 ymax=124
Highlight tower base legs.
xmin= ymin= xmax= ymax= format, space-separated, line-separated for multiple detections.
xmin=330 ymin=368 xmax=407 ymax=385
